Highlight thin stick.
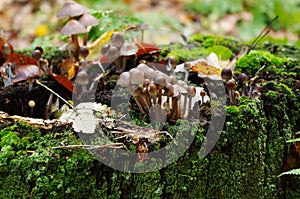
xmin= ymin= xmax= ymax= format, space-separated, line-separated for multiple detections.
xmin=51 ymin=143 xmax=124 ymax=149
xmin=248 ymin=16 xmax=279 ymax=52
xmin=36 ymin=80 xmax=74 ymax=109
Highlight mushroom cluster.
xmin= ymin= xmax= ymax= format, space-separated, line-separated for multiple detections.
xmin=221 ymin=67 xmax=263 ymax=105
xmin=57 ymin=0 xmax=98 ymax=60
xmin=116 ymin=63 xmax=198 ymax=122
xmin=101 ymin=31 xmax=138 ymax=73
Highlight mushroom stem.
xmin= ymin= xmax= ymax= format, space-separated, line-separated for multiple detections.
xmin=182 ymin=95 xmax=187 ymax=117
xmin=176 ymin=97 xmax=181 ymax=120
xmin=71 ymin=34 xmax=80 ymax=59
xmin=83 ymin=32 xmax=88 ymax=46
xmin=187 ymin=96 xmax=192 ymax=118
xmin=133 ymin=96 xmax=146 ymax=114
xmin=241 ymin=83 xmax=248 ymax=96
xmin=81 ymin=85 xmax=87 ymax=92
xmin=170 ymin=97 xmax=177 ymax=121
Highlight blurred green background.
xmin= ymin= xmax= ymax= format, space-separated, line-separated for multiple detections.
xmin=1 ymin=0 xmax=300 ymax=48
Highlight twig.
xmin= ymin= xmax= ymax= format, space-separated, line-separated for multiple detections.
xmin=36 ymin=80 xmax=74 ymax=109
xmin=51 ymin=143 xmax=124 ymax=150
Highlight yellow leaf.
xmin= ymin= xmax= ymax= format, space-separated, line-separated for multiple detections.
xmin=191 ymin=61 xmax=222 ymax=76
xmin=86 ymin=30 xmax=116 ymax=61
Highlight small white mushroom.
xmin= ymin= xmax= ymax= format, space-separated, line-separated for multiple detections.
xmin=76 ymin=70 xmax=89 ymax=92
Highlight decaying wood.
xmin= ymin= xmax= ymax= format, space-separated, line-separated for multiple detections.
xmin=0 ymin=111 xmax=72 ymax=130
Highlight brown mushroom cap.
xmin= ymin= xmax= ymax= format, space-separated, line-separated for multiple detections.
xmin=221 ymin=67 xmax=233 ymax=81
xmin=78 ymin=13 xmax=99 ymax=27
xmin=76 ymin=70 xmax=89 ymax=85
xmin=61 ymin=19 xmax=87 ymax=35
xmin=227 ymin=79 xmax=237 ymax=90
xmin=56 ymin=0 xmax=88 ymax=19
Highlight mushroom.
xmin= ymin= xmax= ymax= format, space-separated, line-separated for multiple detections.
xmin=28 ymin=100 xmax=35 ymax=117
xmin=56 ymin=0 xmax=88 ymax=19
xmin=252 ymin=85 xmax=262 ymax=99
xmin=129 ymin=68 xmax=144 ymax=85
xmin=131 ymin=84 xmax=146 ymax=114
xmin=200 ymin=90 xmax=206 ymax=104
xmin=183 ymin=62 xmax=191 ymax=81
xmin=187 ymin=86 xmax=196 ymax=118
xmin=116 ymin=71 xmax=131 ymax=88
xmin=169 ymin=75 xmax=178 ymax=85
xmin=119 ymin=42 xmax=138 ymax=73
xmin=107 ymin=45 xmax=120 ymax=63
xmin=136 ymin=23 xmax=148 ymax=42
xmin=101 ymin=43 xmax=110 ymax=56
xmin=166 ymin=56 xmax=177 ymax=76
xmin=221 ymin=67 xmax=233 ymax=81
xmin=234 ymin=91 xmax=241 ymax=105
xmin=226 ymin=79 xmax=237 ymax=104
xmin=110 ymin=32 xmax=124 ymax=49
xmin=60 ymin=19 xmax=87 ymax=59
xmin=1 ymin=62 xmax=14 ymax=87
xmin=141 ymin=86 xmax=151 ymax=113
xmin=78 ymin=13 xmax=99 ymax=46
xmin=0 ymin=61 xmax=40 ymax=90
xmin=79 ymin=45 xmax=89 ymax=60
xmin=148 ymin=82 xmax=158 ymax=105
xmin=32 ymin=49 xmax=42 ymax=60
xmin=137 ymin=63 xmax=156 ymax=81
xmin=154 ymin=73 xmax=167 ymax=105
xmin=76 ymin=70 xmax=89 ymax=92
xmin=238 ymin=73 xmax=248 ymax=96
xmin=248 ymin=77 xmax=256 ymax=98
xmin=2 ymin=42 xmax=13 ymax=57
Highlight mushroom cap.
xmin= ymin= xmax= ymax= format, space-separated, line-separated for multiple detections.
xmin=187 ymin=86 xmax=196 ymax=97
xmin=76 ymin=70 xmax=89 ymax=85
xmin=136 ymin=63 xmax=155 ymax=80
xmin=107 ymin=46 xmax=120 ymax=62
xmin=79 ymin=46 xmax=89 ymax=58
xmin=164 ymin=83 xmax=174 ymax=97
xmin=148 ymin=82 xmax=158 ymax=96
xmin=28 ymin=100 xmax=36 ymax=108
xmin=173 ymin=84 xmax=187 ymax=96
xmin=227 ymin=79 xmax=237 ymax=90
xmin=101 ymin=44 xmax=110 ymax=55
xmin=11 ymin=63 xmax=40 ymax=83
xmin=129 ymin=68 xmax=144 ymax=85
xmin=78 ymin=13 xmax=99 ymax=27
xmin=120 ymin=42 xmax=138 ymax=56
xmin=184 ymin=62 xmax=192 ymax=70
xmin=56 ymin=0 xmax=88 ymax=18
xmin=61 ymin=19 xmax=87 ymax=35
xmin=110 ymin=32 xmax=124 ymax=48
xmin=221 ymin=67 xmax=233 ymax=81
xmin=238 ymin=73 xmax=248 ymax=83
xmin=116 ymin=71 xmax=131 ymax=87
xmin=154 ymin=74 xmax=167 ymax=88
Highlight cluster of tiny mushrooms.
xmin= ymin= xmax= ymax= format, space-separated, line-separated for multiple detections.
xmin=0 ymin=0 xmax=264 ymax=121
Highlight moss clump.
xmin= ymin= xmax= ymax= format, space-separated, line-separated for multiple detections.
xmin=206 ymin=45 xmax=233 ymax=60
xmin=235 ymin=50 xmax=287 ymax=75
xmin=188 ymin=33 xmax=242 ymax=54
xmin=160 ymin=43 xmax=208 ymax=63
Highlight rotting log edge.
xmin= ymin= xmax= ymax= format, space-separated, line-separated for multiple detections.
xmin=0 ymin=111 xmax=72 ymax=130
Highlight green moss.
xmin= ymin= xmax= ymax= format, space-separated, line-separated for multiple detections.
xmin=160 ymin=43 xmax=208 ymax=63
xmin=206 ymin=45 xmax=233 ymax=60
xmin=235 ymin=50 xmax=287 ymax=75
